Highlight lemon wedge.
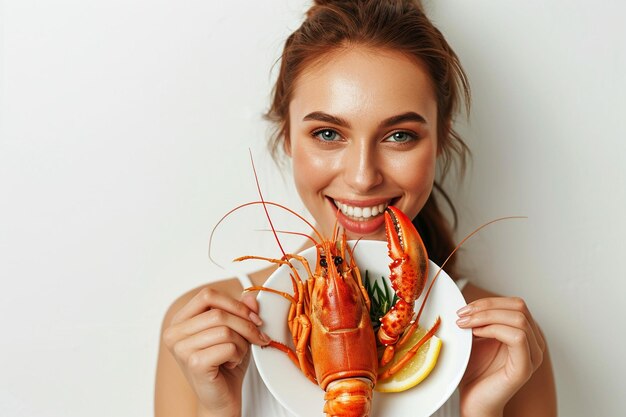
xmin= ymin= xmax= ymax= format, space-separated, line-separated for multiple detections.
xmin=375 ymin=326 xmax=442 ymax=393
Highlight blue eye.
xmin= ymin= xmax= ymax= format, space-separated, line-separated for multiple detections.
xmin=314 ymin=129 xmax=339 ymax=142
xmin=385 ymin=131 xmax=415 ymax=143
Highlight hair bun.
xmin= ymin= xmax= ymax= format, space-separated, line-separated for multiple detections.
xmin=311 ymin=0 xmax=425 ymax=11
xmin=307 ymin=0 xmax=345 ymax=18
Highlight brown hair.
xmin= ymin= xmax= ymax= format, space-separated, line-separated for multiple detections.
xmin=266 ymin=0 xmax=471 ymax=277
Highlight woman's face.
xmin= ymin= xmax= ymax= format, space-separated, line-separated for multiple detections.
xmin=288 ymin=47 xmax=439 ymax=241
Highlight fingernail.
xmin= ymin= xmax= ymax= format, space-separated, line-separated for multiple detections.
xmin=249 ymin=311 xmax=263 ymax=326
xmin=456 ymin=316 xmax=470 ymax=326
xmin=457 ymin=305 xmax=472 ymax=316
xmin=260 ymin=332 xmax=271 ymax=345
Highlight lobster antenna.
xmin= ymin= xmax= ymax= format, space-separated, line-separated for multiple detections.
xmin=351 ymin=236 xmax=364 ymax=253
xmin=414 ymin=215 xmax=527 ymax=323
xmin=331 ymin=205 xmax=341 ymax=242
xmin=208 ymin=201 xmax=264 ymax=269
xmin=249 ymin=150 xmax=287 ymax=258
xmin=208 ymin=201 xmax=324 ymax=268
xmin=256 ymin=229 xmax=318 ymax=246
xmin=348 ymin=236 xmax=365 ymax=267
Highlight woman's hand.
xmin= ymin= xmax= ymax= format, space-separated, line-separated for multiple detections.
xmin=162 ymin=288 xmax=270 ymax=417
xmin=456 ymin=297 xmax=546 ymax=417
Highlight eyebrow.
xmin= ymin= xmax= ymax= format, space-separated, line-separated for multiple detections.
xmin=379 ymin=112 xmax=427 ymax=128
xmin=303 ymin=111 xmax=351 ymax=128
xmin=302 ymin=111 xmax=427 ymax=128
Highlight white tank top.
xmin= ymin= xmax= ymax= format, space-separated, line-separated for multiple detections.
xmin=238 ymin=273 xmax=468 ymax=417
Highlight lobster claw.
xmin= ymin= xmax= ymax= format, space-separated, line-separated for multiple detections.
xmin=384 ymin=206 xmax=428 ymax=304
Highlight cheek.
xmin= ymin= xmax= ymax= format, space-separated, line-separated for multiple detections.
xmin=417 ymin=152 xmax=437 ymax=186
xmin=291 ymin=144 xmax=329 ymax=199
xmin=396 ymin=146 xmax=438 ymax=215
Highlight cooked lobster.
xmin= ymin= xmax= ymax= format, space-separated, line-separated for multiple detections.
xmin=236 ymin=205 xmax=435 ymax=416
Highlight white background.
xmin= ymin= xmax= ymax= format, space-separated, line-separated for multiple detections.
xmin=1 ymin=1 xmax=625 ymax=416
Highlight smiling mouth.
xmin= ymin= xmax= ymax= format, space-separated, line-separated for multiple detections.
xmin=332 ymin=199 xmax=391 ymax=221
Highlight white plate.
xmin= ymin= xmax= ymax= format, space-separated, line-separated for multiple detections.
xmin=251 ymin=240 xmax=472 ymax=417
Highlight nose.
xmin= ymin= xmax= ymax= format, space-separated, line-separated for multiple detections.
xmin=341 ymin=141 xmax=383 ymax=193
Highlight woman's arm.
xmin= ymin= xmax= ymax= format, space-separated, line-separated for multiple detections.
xmin=154 ymin=279 xmax=269 ymax=417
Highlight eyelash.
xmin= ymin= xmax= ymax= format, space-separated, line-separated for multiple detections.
xmin=384 ymin=130 xmax=418 ymax=143
xmin=311 ymin=128 xmax=418 ymax=144
xmin=311 ymin=128 xmax=342 ymax=143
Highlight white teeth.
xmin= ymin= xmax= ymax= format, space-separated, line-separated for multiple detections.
xmin=334 ymin=200 xmax=389 ymax=220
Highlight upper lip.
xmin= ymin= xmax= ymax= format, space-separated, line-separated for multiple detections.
xmin=330 ymin=197 xmax=396 ymax=207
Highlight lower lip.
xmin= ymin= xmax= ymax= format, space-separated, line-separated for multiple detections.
xmin=335 ymin=209 xmax=387 ymax=236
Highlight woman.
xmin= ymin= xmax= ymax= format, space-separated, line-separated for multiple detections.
xmin=155 ymin=1 xmax=557 ymax=416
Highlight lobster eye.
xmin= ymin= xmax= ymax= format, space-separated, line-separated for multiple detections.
xmin=319 ymin=258 xmax=328 ymax=268
xmin=333 ymin=256 xmax=343 ymax=266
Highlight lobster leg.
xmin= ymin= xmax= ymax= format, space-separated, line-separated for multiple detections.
xmin=294 ymin=314 xmax=317 ymax=382
xmin=377 ymin=316 xmax=441 ymax=381
xmin=236 ymin=254 xmax=315 ymax=285
xmin=237 ymin=255 xmax=319 ymax=383
xmin=245 ymin=286 xmax=296 ymax=304
xmin=266 ymin=338 xmax=317 ymax=384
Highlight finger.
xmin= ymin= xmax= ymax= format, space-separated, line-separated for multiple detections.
xmin=174 ymin=326 xmax=250 ymax=365
xmin=457 ymin=309 xmax=535 ymax=335
xmin=188 ymin=343 xmax=248 ymax=380
xmin=471 ymin=324 xmax=534 ymax=381
xmin=171 ymin=287 xmax=262 ymax=326
xmin=459 ymin=297 xmax=546 ymax=352
xmin=460 ymin=297 xmax=530 ymax=314
xmin=457 ymin=309 xmax=543 ymax=367
xmin=240 ymin=291 xmax=260 ymax=315
xmin=188 ymin=308 xmax=270 ymax=346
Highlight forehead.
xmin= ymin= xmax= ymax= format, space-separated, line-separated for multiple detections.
xmin=289 ymin=47 xmax=437 ymax=118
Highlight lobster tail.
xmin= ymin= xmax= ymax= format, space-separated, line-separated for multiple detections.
xmin=323 ymin=378 xmax=373 ymax=417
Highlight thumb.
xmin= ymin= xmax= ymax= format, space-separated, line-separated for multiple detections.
xmin=240 ymin=291 xmax=260 ymax=314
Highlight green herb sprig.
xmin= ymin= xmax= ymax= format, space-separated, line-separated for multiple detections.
xmin=363 ymin=270 xmax=398 ymax=332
